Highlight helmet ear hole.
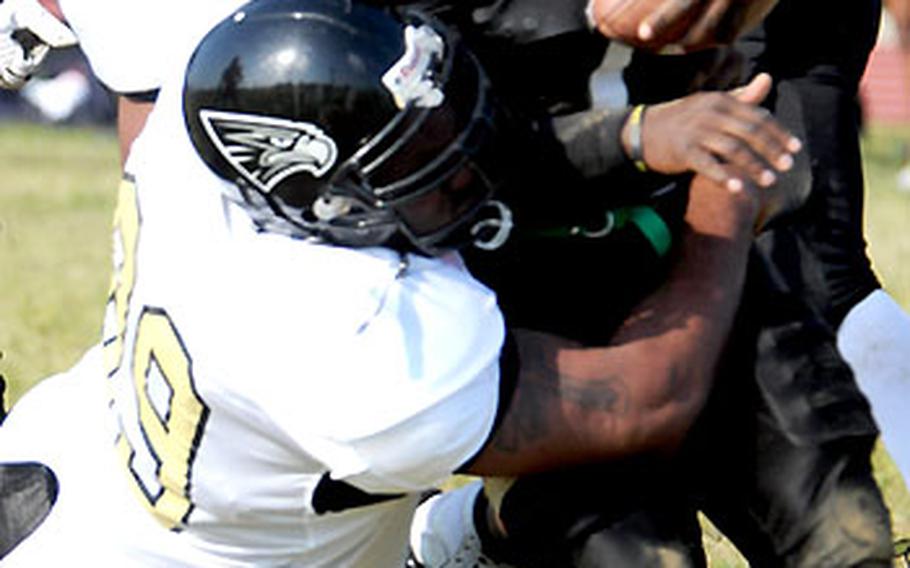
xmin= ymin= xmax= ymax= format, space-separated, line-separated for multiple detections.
xmin=183 ymin=0 xmax=508 ymax=255
xmin=312 ymin=195 xmax=355 ymax=221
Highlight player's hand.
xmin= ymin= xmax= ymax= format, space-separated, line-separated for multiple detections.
xmin=626 ymin=73 xmax=801 ymax=194
xmin=590 ymin=0 xmax=779 ymax=52
xmin=670 ymin=0 xmax=779 ymax=51
xmin=0 ymin=0 xmax=76 ymax=89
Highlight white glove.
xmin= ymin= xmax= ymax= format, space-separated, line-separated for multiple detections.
xmin=0 ymin=0 xmax=76 ymax=89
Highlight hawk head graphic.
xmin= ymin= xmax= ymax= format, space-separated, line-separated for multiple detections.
xmin=198 ymin=109 xmax=339 ymax=194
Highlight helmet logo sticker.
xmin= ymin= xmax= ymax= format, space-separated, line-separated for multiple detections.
xmin=198 ymin=109 xmax=339 ymax=193
xmin=382 ymin=24 xmax=445 ymax=110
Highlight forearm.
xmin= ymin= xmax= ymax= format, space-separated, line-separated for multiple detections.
xmin=468 ymin=174 xmax=757 ymax=476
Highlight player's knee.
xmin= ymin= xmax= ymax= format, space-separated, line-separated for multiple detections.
xmin=784 ymin=475 xmax=892 ymax=567
xmin=574 ymin=509 xmax=706 ymax=568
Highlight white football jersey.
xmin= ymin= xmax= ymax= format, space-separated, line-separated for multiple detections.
xmin=58 ymin=0 xmax=244 ymax=93
xmin=1 ymin=7 xmax=505 ymax=565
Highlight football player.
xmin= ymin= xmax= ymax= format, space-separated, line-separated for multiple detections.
xmin=11 ymin=0 xmax=896 ymax=564
xmin=0 ymin=0 xmax=826 ymax=564
xmin=408 ymin=1 xmax=899 ymax=567
xmin=0 ymin=0 xmax=791 ymax=188
xmin=622 ymin=1 xmax=907 ymax=562
xmin=700 ymin=1 xmax=909 ymax=562
xmin=0 ymin=0 xmax=775 ymax=564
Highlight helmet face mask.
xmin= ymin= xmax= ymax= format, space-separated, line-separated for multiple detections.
xmin=183 ymin=0 xmax=512 ymax=256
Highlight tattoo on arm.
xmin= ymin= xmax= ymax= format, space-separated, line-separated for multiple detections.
xmin=491 ymin=332 xmax=629 ymax=455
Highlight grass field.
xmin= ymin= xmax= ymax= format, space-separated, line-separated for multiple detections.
xmin=0 ymin=123 xmax=118 ymax=404
xmin=0 ymin=121 xmax=908 ymax=564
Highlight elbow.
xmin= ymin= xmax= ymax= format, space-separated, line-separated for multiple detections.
xmin=641 ymin=364 xmax=713 ymax=452
xmin=645 ymin=387 xmax=709 ymax=454
xmin=597 ymin=363 xmax=714 ymax=456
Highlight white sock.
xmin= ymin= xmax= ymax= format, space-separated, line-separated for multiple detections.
xmin=837 ymin=289 xmax=910 ymax=486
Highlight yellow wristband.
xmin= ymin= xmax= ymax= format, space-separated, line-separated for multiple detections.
xmin=627 ymin=104 xmax=648 ymax=172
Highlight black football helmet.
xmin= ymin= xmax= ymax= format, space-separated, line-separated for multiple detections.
xmin=183 ymin=0 xmax=513 ymax=255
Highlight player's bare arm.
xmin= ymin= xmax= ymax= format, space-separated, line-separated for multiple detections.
xmin=116 ymin=97 xmax=153 ymax=165
xmin=590 ymin=0 xmax=779 ymax=51
xmin=468 ymin=172 xmax=761 ymax=476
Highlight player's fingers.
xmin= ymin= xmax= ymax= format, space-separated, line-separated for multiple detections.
xmin=703 ymin=85 xmax=800 ymax=161
xmin=729 ymin=73 xmax=772 ymax=106
xmin=680 ymin=0 xmax=731 ymax=48
xmin=593 ymin=0 xmax=639 ymax=27
xmin=699 ymin=132 xmax=777 ymax=187
xmin=638 ymin=0 xmax=697 ymax=41
xmin=686 ymin=146 xmax=746 ymax=192
xmin=719 ymin=103 xmax=802 ymax=165
xmin=680 ymin=90 xmax=795 ymax=166
xmin=702 ymin=107 xmax=794 ymax=171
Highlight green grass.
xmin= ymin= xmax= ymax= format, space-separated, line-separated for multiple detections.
xmin=0 ymin=122 xmax=118 ymax=404
xmin=0 ymin=122 xmax=907 ymax=564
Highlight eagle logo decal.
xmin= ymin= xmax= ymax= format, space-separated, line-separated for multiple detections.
xmin=199 ymin=109 xmax=339 ymax=193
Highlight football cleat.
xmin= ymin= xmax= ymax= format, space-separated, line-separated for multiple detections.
xmin=408 ymin=480 xmax=513 ymax=567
